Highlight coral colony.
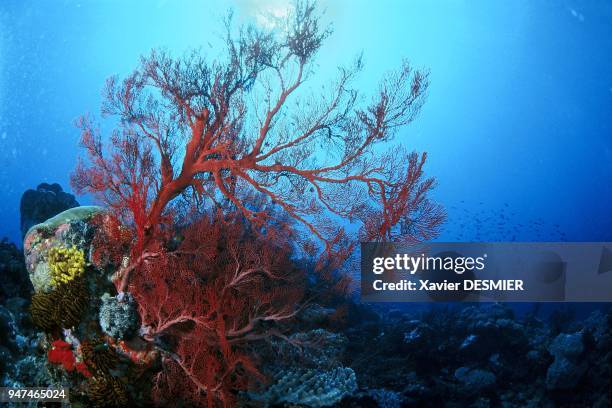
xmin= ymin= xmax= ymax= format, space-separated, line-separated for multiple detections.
xmin=21 ymin=2 xmax=444 ymax=406
xmin=1 ymin=2 xmax=612 ymax=407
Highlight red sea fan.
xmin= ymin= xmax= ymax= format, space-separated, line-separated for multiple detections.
xmin=69 ymin=2 xmax=445 ymax=406
xmin=89 ymin=213 xmax=133 ymax=269
xmin=71 ymin=1 xmax=443 ymax=294
xmin=132 ymin=214 xmax=304 ymax=406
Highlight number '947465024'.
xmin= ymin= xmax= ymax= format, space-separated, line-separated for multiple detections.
xmin=0 ymin=387 xmax=69 ymax=402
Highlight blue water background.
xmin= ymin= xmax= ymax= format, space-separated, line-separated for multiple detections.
xmin=0 ymin=1 xmax=611 ymax=271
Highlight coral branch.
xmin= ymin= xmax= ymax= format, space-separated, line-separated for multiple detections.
xmin=70 ymin=1 xmax=444 ymax=406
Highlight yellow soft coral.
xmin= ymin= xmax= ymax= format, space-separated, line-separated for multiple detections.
xmin=48 ymin=245 xmax=86 ymax=286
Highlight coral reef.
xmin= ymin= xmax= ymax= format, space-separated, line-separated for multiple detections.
xmin=0 ymin=279 xmax=54 ymax=398
xmin=20 ymin=182 xmax=79 ymax=238
xmin=4 ymin=208 xmax=612 ymax=408
xmin=88 ymin=375 xmax=129 ymax=407
xmin=98 ymin=292 xmax=140 ymax=339
xmin=29 ymin=247 xmax=90 ymax=335
xmin=61 ymin=1 xmax=445 ymax=406
xmin=274 ymin=329 xmax=348 ymax=369
xmin=80 ymin=336 xmax=122 ymax=377
xmin=545 ymin=332 xmax=586 ymax=390
xmin=30 ymin=274 xmax=89 ymax=332
xmin=12 ymin=207 xmax=612 ymax=408
xmin=24 ymin=206 xmax=104 ymax=293
xmin=339 ymin=302 xmax=612 ymax=407
xmin=454 ymin=367 xmax=497 ymax=393
xmin=88 ymin=213 xmax=133 ymax=270
xmin=250 ymin=367 xmax=357 ymax=407
xmin=361 ymin=388 xmax=405 ymax=408
xmin=0 ymin=239 xmax=32 ymax=300
xmin=47 ymin=339 xmax=75 ymax=370
xmin=48 ymin=245 xmax=86 ymax=286
xmin=47 ymin=339 xmax=91 ymax=377
xmin=29 ymin=291 xmax=57 ymax=332
xmin=21 ymin=205 xmax=151 ymax=405
xmin=1 ymin=299 xmax=54 ymax=392
xmin=2 ymin=3 xmax=609 ymax=408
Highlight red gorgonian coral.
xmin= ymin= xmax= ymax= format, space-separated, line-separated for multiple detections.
xmin=89 ymin=212 xmax=133 ymax=269
xmin=70 ymin=1 xmax=444 ymax=406
xmin=134 ymin=214 xmax=304 ymax=406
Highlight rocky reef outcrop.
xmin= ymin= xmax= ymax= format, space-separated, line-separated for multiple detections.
xmin=20 ymin=183 xmax=79 ymax=239
xmin=0 ymin=239 xmax=31 ymax=301
xmin=0 ymin=184 xmax=85 ymax=393
xmin=20 ymin=206 xmax=156 ymax=406
xmin=341 ymin=303 xmax=612 ymax=407
xmin=0 ymin=297 xmax=54 ymax=390
xmin=546 ymin=331 xmax=587 ymax=390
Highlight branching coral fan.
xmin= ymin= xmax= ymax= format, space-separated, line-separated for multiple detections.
xmin=69 ymin=1 xmax=445 ymax=406
xmin=135 ymin=213 xmax=304 ymax=406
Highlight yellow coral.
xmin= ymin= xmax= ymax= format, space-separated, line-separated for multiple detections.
xmin=48 ymin=245 xmax=86 ymax=287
